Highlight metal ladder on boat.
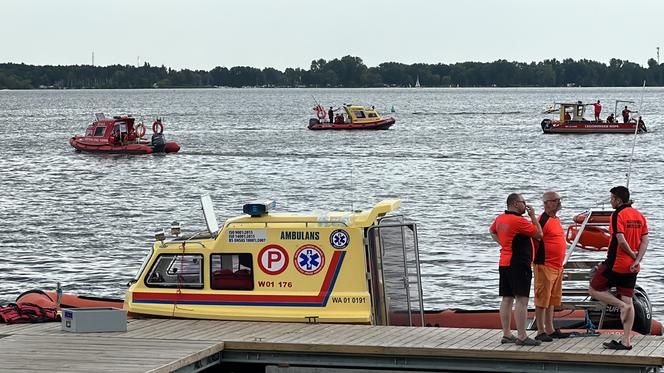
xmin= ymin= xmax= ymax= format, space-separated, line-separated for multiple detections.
xmin=559 ymin=211 xmax=609 ymax=329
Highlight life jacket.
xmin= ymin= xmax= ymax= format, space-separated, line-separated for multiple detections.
xmin=0 ymin=303 xmax=60 ymax=324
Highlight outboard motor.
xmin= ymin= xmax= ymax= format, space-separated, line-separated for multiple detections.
xmin=309 ymin=118 xmax=320 ymax=127
xmin=588 ymin=285 xmax=652 ymax=335
xmin=151 ymin=133 xmax=165 ymax=153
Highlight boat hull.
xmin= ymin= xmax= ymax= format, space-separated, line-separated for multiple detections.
xmin=541 ymin=119 xmax=645 ymax=134
xmin=69 ymin=137 xmax=180 ymax=154
xmin=15 ymin=289 xmax=661 ymax=335
xmin=308 ymin=117 xmax=395 ymax=130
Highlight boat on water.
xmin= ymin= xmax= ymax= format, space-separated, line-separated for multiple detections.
xmin=69 ymin=113 xmax=180 ymax=154
xmin=14 ymin=195 xmax=659 ymax=335
xmin=308 ymin=104 xmax=395 ymax=130
xmin=541 ymin=100 xmax=647 ymax=134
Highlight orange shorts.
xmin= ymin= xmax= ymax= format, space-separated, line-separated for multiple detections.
xmin=534 ymin=264 xmax=563 ymax=308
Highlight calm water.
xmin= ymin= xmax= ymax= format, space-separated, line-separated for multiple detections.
xmin=1 ymin=87 xmax=662 ymax=318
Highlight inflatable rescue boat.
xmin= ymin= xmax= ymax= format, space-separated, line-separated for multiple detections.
xmin=69 ymin=113 xmax=180 ymax=154
xmin=541 ymin=100 xmax=647 ymax=134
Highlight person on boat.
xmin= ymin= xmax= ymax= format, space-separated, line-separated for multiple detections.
xmin=592 ymin=100 xmax=602 ymax=122
xmin=110 ymin=126 xmax=121 ymax=145
xmin=532 ymin=192 xmax=571 ymax=343
xmin=622 ymin=106 xmax=631 ymax=123
xmin=606 ymin=113 xmax=615 ymax=123
xmin=489 ymin=193 xmax=543 ymax=347
xmin=564 ymin=111 xmax=571 ymax=122
xmin=328 ymin=107 xmax=334 ymax=123
xmin=588 ymin=186 xmax=649 ymax=350
xmin=638 ymin=116 xmax=647 ymax=132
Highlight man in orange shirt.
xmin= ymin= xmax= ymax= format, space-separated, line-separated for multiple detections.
xmin=589 ymin=186 xmax=649 ymax=350
xmin=593 ymin=100 xmax=602 ymax=122
xmin=533 ymin=191 xmax=570 ymax=342
xmin=490 ymin=193 xmax=543 ymax=346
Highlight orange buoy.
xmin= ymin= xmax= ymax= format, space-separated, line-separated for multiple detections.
xmin=573 ymin=211 xmax=612 ymax=224
xmin=566 ymin=224 xmax=610 ymax=251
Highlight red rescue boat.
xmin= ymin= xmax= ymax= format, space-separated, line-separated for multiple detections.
xmin=69 ymin=113 xmax=180 ymax=154
xmin=541 ymin=100 xmax=647 ymax=134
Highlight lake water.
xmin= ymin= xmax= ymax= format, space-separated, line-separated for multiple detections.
xmin=1 ymin=87 xmax=662 ymax=319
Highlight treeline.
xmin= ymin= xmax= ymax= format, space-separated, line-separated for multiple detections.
xmin=1 ymin=56 xmax=664 ymax=89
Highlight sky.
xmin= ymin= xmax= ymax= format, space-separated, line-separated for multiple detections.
xmin=2 ymin=0 xmax=663 ymax=71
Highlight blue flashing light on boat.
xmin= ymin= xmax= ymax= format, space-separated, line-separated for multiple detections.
xmin=243 ymin=200 xmax=276 ymax=217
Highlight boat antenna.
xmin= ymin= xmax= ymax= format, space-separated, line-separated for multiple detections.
xmin=625 ymin=80 xmax=646 ymax=188
xmin=312 ymin=94 xmax=322 ymax=109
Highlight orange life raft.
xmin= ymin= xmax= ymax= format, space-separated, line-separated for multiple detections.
xmin=15 ymin=289 xmax=124 ymax=309
xmin=566 ymin=211 xmax=612 ymax=251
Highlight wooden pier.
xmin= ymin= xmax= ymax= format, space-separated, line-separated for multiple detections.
xmin=1 ymin=319 xmax=663 ymax=372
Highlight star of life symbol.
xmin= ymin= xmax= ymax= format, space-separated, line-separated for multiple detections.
xmin=294 ymin=245 xmax=325 ymax=275
xmin=330 ymin=229 xmax=350 ymax=249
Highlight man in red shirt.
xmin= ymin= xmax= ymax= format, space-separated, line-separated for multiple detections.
xmin=533 ymin=192 xmax=570 ymax=342
xmin=589 ymin=186 xmax=649 ymax=350
xmin=490 ymin=193 xmax=543 ymax=346
xmin=593 ymin=100 xmax=602 ymax=122
xmin=622 ymin=106 xmax=631 ymax=123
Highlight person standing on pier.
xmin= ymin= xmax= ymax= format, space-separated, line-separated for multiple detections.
xmin=533 ymin=191 xmax=571 ymax=342
xmin=490 ymin=193 xmax=543 ymax=346
xmin=589 ymin=186 xmax=648 ymax=350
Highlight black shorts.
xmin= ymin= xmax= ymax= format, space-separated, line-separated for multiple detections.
xmin=499 ymin=266 xmax=532 ymax=297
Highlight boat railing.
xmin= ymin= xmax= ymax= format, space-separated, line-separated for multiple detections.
xmin=226 ymin=220 xmax=349 ymax=228
xmin=366 ymin=216 xmax=424 ymax=327
xmin=159 ymin=230 xmax=211 ymax=248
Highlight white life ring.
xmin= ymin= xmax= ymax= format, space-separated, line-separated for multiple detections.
xmin=314 ymin=105 xmax=326 ymax=119
xmin=136 ymin=123 xmax=147 ymax=138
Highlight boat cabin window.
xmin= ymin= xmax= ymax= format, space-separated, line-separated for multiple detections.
xmin=210 ymin=253 xmax=253 ymax=290
xmin=352 ymin=110 xmax=366 ymax=118
xmin=93 ymin=126 xmax=106 ymax=137
xmin=368 ymin=112 xmax=378 ymax=118
xmin=145 ymin=254 xmax=203 ymax=288
xmin=575 ymin=106 xmax=584 ymax=118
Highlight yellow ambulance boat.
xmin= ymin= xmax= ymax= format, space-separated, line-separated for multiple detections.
xmin=124 ymin=196 xmax=424 ymax=325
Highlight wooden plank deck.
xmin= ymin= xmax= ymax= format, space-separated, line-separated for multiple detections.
xmin=2 ymin=319 xmax=664 ymax=372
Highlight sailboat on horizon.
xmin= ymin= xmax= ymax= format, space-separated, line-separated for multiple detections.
xmin=415 ymin=75 xmax=421 ymax=88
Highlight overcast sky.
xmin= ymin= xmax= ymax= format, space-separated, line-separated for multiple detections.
xmin=2 ymin=0 xmax=662 ymax=71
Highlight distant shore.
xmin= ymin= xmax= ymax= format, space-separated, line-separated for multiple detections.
xmin=2 ymin=55 xmax=663 ymax=89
